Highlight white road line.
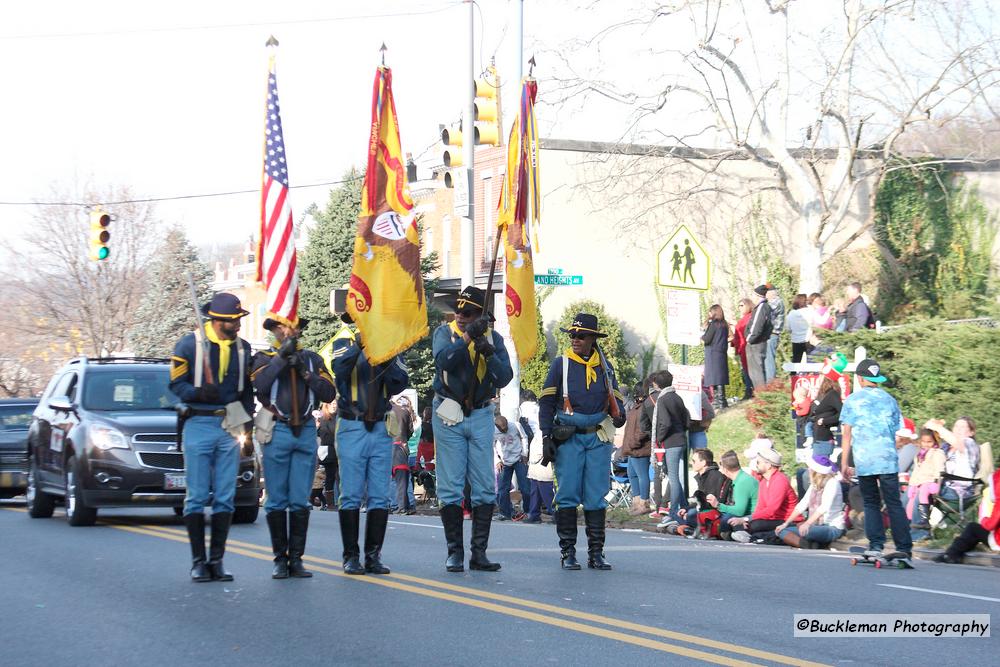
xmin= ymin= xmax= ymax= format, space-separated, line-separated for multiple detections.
xmin=878 ymin=584 xmax=1000 ymax=603
xmin=388 ymin=520 xmax=443 ymax=529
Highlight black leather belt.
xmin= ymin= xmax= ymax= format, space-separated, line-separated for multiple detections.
xmin=434 ymin=394 xmax=492 ymax=410
xmin=338 ymin=412 xmax=386 ymax=422
xmin=190 ymin=408 xmax=226 ymax=417
xmin=576 ymin=425 xmax=600 ymax=434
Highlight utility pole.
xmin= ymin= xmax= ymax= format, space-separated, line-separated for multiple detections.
xmin=498 ymin=0 xmax=524 ymax=424
xmin=460 ymin=0 xmax=476 ymax=287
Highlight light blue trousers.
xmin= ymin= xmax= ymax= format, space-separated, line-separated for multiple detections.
xmin=263 ymin=422 xmax=317 ymax=512
xmin=336 ymin=419 xmax=392 ymax=511
xmin=432 ymin=401 xmax=496 ymax=508
xmin=553 ymin=411 xmax=611 ymax=511
xmin=182 ymin=416 xmax=239 ymax=515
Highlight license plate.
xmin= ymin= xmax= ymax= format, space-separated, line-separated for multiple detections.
xmin=164 ymin=473 xmax=186 ymax=490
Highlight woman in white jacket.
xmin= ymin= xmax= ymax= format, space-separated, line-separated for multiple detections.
xmin=775 ymin=454 xmax=845 ymax=548
xmin=521 ymin=392 xmax=553 ymax=524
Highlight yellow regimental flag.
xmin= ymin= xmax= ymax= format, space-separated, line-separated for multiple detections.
xmin=497 ymin=78 xmax=540 ymax=365
xmin=347 ymin=66 xmax=428 ymax=364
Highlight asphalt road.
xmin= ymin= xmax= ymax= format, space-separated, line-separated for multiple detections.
xmin=2 ymin=501 xmax=997 ymax=666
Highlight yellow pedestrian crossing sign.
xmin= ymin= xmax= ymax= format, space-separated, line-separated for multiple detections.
xmin=657 ymin=225 xmax=710 ymax=291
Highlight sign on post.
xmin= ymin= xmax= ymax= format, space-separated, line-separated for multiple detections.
xmin=668 ymin=364 xmax=703 ymax=420
xmin=452 ymin=167 xmax=470 ymax=218
xmin=657 ymin=224 xmax=711 ymax=291
xmin=665 ymin=289 xmax=702 ymax=346
xmin=534 ymin=274 xmax=583 ymax=286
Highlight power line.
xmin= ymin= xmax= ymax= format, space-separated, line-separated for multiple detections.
xmin=0 ymin=3 xmax=460 ymax=40
xmin=0 ymin=175 xmax=364 ymax=207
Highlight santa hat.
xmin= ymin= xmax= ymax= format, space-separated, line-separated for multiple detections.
xmin=896 ymin=417 xmax=918 ymax=441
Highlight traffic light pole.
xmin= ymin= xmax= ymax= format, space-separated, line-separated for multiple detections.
xmin=460 ymin=0 xmax=475 ymax=287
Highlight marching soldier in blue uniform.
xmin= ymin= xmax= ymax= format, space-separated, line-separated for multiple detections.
xmin=432 ymin=286 xmax=513 ymax=572
xmin=538 ymin=313 xmax=626 ymax=570
xmin=251 ymin=316 xmax=336 ymax=579
xmin=170 ymin=293 xmax=255 ymax=583
xmin=332 ymin=314 xmax=409 ymax=575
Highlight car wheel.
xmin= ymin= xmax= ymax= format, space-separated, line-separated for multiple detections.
xmin=65 ymin=455 xmax=97 ymax=527
xmin=232 ymin=504 xmax=259 ymax=524
xmin=26 ymin=458 xmax=56 ymax=519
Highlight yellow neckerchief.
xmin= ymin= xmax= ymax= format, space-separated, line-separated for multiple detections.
xmin=565 ymin=347 xmax=600 ymax=389
xmin=204 ymin=322 xmax=234 ymax=384
xmin=450 ymin=320 xmax=486 ymax=381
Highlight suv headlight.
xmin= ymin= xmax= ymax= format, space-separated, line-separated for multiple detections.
xmin=89 ymin=424 xmax=128 ymax=451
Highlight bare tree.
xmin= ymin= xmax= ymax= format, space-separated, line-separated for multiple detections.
xmin=4 ymin=183 xmax=161 ymax=359
xmin=541 ymin=0 xmax=1000 ymax=291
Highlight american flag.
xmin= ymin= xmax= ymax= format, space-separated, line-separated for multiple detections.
xmin=256 ymin=64 xmax=299 ymax=326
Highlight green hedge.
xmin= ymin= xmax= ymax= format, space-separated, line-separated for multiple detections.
xmin=749 ymin=323 xmax=1000 ymax=465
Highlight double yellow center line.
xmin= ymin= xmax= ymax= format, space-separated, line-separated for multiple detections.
xmin=97 ymin=516 xmax=827 ymax=667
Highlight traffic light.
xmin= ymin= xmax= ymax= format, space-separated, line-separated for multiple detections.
xmin=441 ymin=125 xmax=464 ymax=188
xmin=89 ymin=208 xmax=111 ymax=261
xmin=473 ymin=71 xmax=500 ymax=147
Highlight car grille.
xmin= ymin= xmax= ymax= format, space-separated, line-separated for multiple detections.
xmin=132 ymin=433 xmax=177 ymax=445
xmin=137 ymin=452 xmax=184 ymax=470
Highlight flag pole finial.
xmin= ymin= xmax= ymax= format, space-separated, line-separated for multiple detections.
xmin=528 ymin=55 xmax=536 ymax=77
xmin=380 ymin=42 xmax=388 ymax=66
xmin=266 ymin=35 xmax=279 ymax=48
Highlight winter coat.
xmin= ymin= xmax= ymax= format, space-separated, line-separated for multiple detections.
xmin=844 ymin=297 xmax=873 ymax=332
xmin=811 ymin=389 xmax=842 ymax=442
xmin=746 ymin=300 xmax=773 ymax=345
xmin=620 ymin=401 xmax=652 ymax=458
xmin=527 ymin=423 xmax=554 ymax=482
xmin=733 ymin=312 xmax=751 ymax=369
xmin=701 ymin=320 xmax=730 ymax=386
xmin=694 ymin=464 xmax=726 ymax=510
xmin=653 ymin=389 xmax=690 ymax=449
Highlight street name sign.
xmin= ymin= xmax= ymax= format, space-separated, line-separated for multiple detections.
xmin=534 ymin=274 xmax=583 ymax=286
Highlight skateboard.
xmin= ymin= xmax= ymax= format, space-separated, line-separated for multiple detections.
xmin=849 ymin=546 xmax=914 ymax=569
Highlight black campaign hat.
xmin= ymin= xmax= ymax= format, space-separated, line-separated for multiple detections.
xmin=263 ymin=316 xmax=309 ymax=331
xmin=452 ymin=286 xmax=486 ymax=312
xmin=560 ymin=313 xmax=607 ymax=338
xmin=201 ymin=293 xmax=250 ymax=320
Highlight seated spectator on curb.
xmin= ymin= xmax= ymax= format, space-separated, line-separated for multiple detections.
xmin=925 ymin=417 xmax=981 ymax=501
xmin=776 ymin=455 xmax=845 ymax=549
xmin=895 ymin=418 xmax=920 ymax=477
xmin=906 ymin=429 xmax=946 ymax=530
xmin=669 ymin=449 xmax=726 ymax=538
xmin=707 ymin=450 xmax=759 ymax=540
xmin=732 ymin=448 xmax=798 ymax=543
xmin=743 ymin=436 xmax=774 ymax=476
xmin=935 ymin=469 xmax=1000 ymax=564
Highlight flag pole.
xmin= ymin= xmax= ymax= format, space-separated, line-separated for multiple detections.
xmin=464 ymin=233 xmax=504 ymax=413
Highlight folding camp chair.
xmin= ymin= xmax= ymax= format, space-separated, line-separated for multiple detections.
xmin=605 ymin=458 xmax=633 ymax=509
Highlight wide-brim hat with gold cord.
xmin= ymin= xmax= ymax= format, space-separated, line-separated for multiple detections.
xmin=201 ymin=292 xmax=250 ymax=320
xmin=560 ymin=313 xmax=607 ymax=338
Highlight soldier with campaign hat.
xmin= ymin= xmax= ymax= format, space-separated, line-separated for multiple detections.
xmin=432 ymin=286 xmax=513 ymax=572
xmin=538 ymin=313 xmax=626 ymax=570
xmin=332 ymin=310 xmax=410 ymax=576
xmin=251 ymin=315 xmax=336 ymax=579
xmin=170 ymin=293 xmax=255 ymax=582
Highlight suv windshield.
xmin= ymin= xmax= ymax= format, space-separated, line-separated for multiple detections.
xmin=0 ymin=405 xmax=34 ymax=430
xmin=82 ymin=369 xmax=178 ymax=411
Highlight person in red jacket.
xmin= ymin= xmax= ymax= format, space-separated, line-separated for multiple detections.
xmin=731 ymin=298 xmax=754 ymax=400
xmin=935 ymin=470 xmax=1000 ymax=563
xmin=732 ymin=448 xmax=797 ymax=543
